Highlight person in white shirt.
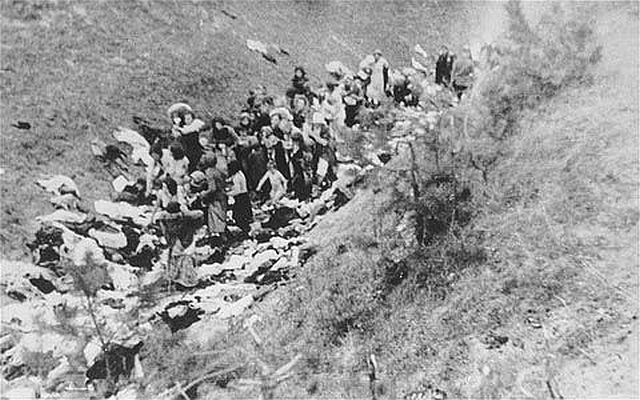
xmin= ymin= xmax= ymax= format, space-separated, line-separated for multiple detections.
xmin=359 ymin=49 xmax=390 ymax=106
xmin=256 ymin=160 xmax=288 ymax=205
xmin=226 ymin=160 xmax=253 ymax=233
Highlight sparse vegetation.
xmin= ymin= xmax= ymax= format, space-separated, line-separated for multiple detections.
xmin=1 ymin=0 xmax=637 ymax=398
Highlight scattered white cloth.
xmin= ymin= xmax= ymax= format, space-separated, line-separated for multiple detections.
xmin=112 ymin=176 xmax=131 ymax=193
xmin=36 ymin=175 xmax=79 ymax=197
xmin=35 ymin=210 xmax=87 ymax=224
xmin=113 ymin=127 xmax=152 ymax=166
xmin=325 ymin=60 xmax=352 ymax=76
xmin=94 ymin=200 xmax=147 ymax=221
xmin=167 ymin=103 xmax=193 ymax=117
xmin=49 ymin=193 xmax=80 ymax=211
xmin=89 ymin=228 xmax=127 ymax=249
xmin=247 ymin=39 xmax=269 ymax=55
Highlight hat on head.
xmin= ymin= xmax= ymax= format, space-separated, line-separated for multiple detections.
xmin=167 ymin=103 xmax=193 ymax=118
xmin=269 ymin=107 xmax=293 ymax=121
xmin=190 ymin=170 xmax=206 ymax=185
xmin=373 ymin=49 xmax=383 ymax=56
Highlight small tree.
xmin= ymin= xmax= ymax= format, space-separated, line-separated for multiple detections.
xmin=61 ymin=250 xmax=113 ymax=390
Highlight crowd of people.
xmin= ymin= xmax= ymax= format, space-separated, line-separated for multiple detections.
xmin=133 ymin=46 xmax=475 ymax=249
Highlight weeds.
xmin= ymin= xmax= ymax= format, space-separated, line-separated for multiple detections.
xmin=476 ymin=0 xmax=602 ymax=141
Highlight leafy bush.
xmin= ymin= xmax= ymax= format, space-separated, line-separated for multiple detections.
xmin=477 ymin=0 xmax=602 ymax=140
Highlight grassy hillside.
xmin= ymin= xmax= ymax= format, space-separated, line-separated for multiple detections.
xmin=0 ymin=0 xmax=480 ymax=259
xmin=201 ymin=2 xmax=637 ymax=398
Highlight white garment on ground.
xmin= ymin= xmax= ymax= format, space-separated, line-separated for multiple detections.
xmin=247 ymin=39 xmax=269 ymax=55
xmin=106 ymin=262 xmax=139 ymax=291
xmin=35 ymin=210 xmax=87 ymax=224
xmin=88 ymin=228 xmax=127 ymax=249
xmin=112 ymin=176 xmax=131 ymax=192
xmin=113 ymin=127 xmax=153 ymax=166
xmin=36 ymin=175 xmax=79 ymax=197
xmin=94 ymin=199 xmax=147 ymax=221
xmin=49 ymin=193 xmax=80 ymax=211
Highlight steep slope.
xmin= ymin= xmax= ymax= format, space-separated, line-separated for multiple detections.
xmin=221 ymin=2 xmax=638 ymax=398
xmin=0 ymin=0 xmax=480 ymax=259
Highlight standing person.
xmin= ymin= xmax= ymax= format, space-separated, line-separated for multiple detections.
xmin=286 ymin=66 xmax=311 ymax=106
xmin=146 ymin=142 xmax=165 ymax=197
xmin=199 ymin=155 xmax=228 ymax=241
xmin=291 ymin=94 xmax=310 ymax=129
xmin=435 ymin=45 xmax=454 ymax=86
xmin=164 ymin=142 xmax=190 ymax=184
xmin=321 ymin=79 xmax=346 ymax=138
xmin=308 ymin=113 xmax=337 ymax=188
xmin=452 ymin=46 xmax=475 ymax=100
xmin=289 ymin=132 xmax=312 ymax=201
xmin=343 ymin=76 xmax=364 ymax=127
xmin=176 ymin=110 xmax=205 ymax=172
xmin=359 ymin=49 xmax=390 ymax=106
xmin=226 ymin=160 xmax=253 ymax=234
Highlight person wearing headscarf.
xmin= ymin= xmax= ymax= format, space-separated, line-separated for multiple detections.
xmin=198 ymin=155 xmax=228 ymax=240
xmin=286 ymin=66 xmax=311 ymax=106
xmin=320 ymin=79 xmax=346 ymax=141
xmin=307 ymin=112 xmax=337 ymax=188
xmin=226 ymin=160 xmax=253 ymax=234
xmin=359 ymin=49 xmax=390 ymax=106
xmin=158 ymin=176 xmax=187 ymax=211
xmin=185 ymin=170 xmax=208 ymax=213
xmin=235 ymin=112 xmax=254 ymax=137
xmin=452 ymin=46 xmax=475 ymax=100
xmin=289 ymin=128 xmax=313 ymax=201
xmin=146 ymin=141 xmax=166 ymax=197
xmin=209 ymin=117 xmax=239 ymax=148
xmin=163 ymin=142 xmax=190 ymax=184
xmin=175 ymin=110 xmax=205 ymax=173
xmin=267 ymin=112 xmax=291 ymax=180
xmin=343 ymin=76 xmax=364 ymax=127
xmin=435 ymin=45 xmax=455 ymax=86
xmin=291 ymin=94 xmax=310 ymax=129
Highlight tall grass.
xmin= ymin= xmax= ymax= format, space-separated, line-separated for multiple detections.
xmin=248 ymin=2 xmax=607 ymax=398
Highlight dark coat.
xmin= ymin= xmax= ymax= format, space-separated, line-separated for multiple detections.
xmin=435 ymin=53 xmax=454 ymax=85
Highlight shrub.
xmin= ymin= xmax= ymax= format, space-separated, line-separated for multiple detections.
xmin=476 ymin=0 xmax=602 ymax=140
